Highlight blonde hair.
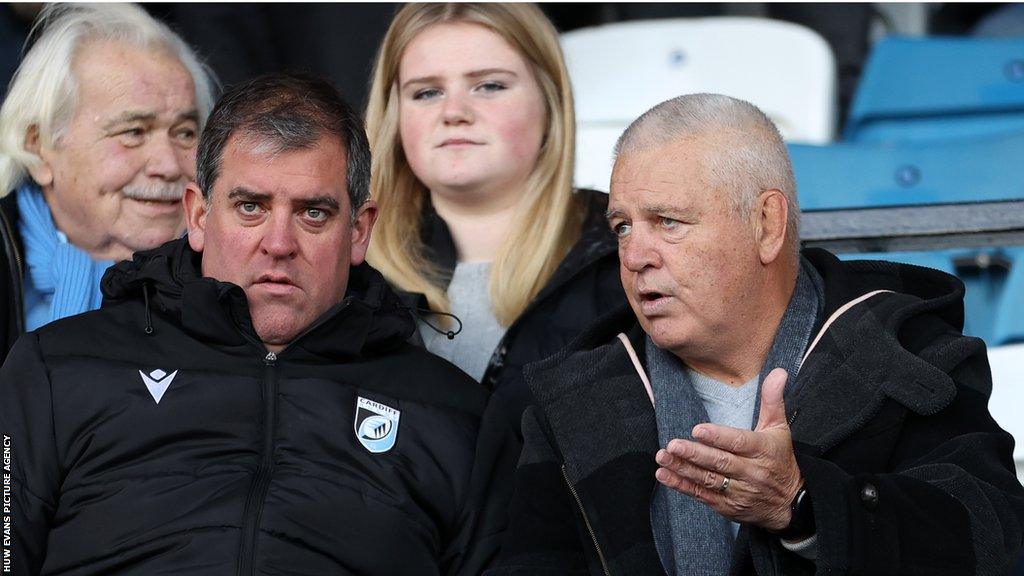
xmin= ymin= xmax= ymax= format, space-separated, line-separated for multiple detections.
xmin=365 ymin=3 xmax=582 ymax=326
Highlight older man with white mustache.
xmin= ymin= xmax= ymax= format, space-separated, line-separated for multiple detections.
xmin=0 ymin=4 xmax=215 ymax=362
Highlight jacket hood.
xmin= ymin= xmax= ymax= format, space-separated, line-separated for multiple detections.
xmin=803 ymin=247 xmax=965 ymax=331
xmin=101 ymin=237 xmax=415 ymax=358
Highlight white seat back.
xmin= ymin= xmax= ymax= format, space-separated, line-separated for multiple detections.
xmin=564 ymin=17 xmax=837 ymax=191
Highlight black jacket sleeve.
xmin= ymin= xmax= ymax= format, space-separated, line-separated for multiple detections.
xmin=485 ymin=406 xmax=593 ymax=576
xmin=444 ymin=389 xmax=524 ymax=576
xmin=1 ymin=334 xmax=61 ymax=576
xmin=748 ymin=335 xmax=1024 ymax=576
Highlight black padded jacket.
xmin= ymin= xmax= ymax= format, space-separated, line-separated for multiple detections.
xmin=1 ymin=237 xmax=513 ymax=576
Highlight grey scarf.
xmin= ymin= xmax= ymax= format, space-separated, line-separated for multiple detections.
xmin=648 ymin=258 xmax=823 ymax=575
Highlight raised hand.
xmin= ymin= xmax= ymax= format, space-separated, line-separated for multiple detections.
xmin=653 ymin=367 xmax=803 ymax=530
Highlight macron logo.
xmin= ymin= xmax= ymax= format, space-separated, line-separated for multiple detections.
xmin=140 ymin=369 xmax=178 ymax=404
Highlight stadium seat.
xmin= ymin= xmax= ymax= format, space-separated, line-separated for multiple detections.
xmin=789 ymin=132 xmax=1024 ymax=211
xmin=790 ymin=134 xmax=1024 ymax=345
xmin=563 ymin=17 xmax=837 ymax=191
xmin=845 ymin=35 xmax=1024 ymax=142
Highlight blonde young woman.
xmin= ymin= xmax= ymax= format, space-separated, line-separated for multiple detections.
xmin=366 ymin=3 xmax=623 ymax=400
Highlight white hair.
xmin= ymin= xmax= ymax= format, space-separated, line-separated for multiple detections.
xmin=0 ymin=3 xmax=217 ymax=196
xmin=615 ymin=93 xmax=800 ymax=247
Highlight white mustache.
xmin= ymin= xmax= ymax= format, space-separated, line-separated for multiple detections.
xmin=122 ymin=181 xmax=185 ymax=202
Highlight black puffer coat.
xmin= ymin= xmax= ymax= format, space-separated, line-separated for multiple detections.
xmin=1 ymin=238 xmax=512 ymax=576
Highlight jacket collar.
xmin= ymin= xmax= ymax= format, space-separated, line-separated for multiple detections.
xmin=1 ymin=189 xmax=25 ymax=337
xmin=416 ymin=189 xmax=618 ymax=303
xmin=525 ymin=305 xmax=657 ymax=482
xmin=0 ymin=190 xmax=23 ymax=260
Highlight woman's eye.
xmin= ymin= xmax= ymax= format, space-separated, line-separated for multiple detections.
xmin=476 ymin=81 xmax=507 ymax=93
xmin=412 ymin=88 xmax=442 ymax=101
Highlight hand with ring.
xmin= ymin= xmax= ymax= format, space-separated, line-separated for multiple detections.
xmin=654 ymin=368 xmax=804 ymax=531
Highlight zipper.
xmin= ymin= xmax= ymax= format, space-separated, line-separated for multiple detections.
xmin=235 ymin=351 xmax=279 ymax=576
xmin=235 ymin=301 xmax=352 ymax=360
xmin=561 ymin=464 xmax=611 ymax=576
xmin=0 ymin=206 xmax=25 ymax=333
xmin=228 ymin=298 xmax=351 ymax=572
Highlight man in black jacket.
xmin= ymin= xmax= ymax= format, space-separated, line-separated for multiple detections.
xmin=490 ymin=94 xmax=1024 ymax=575
xmin=1 ymin=73 xmax=510 ymax=575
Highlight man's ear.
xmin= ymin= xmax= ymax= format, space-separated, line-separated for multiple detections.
xmin=24 ymin=125 xmax=53 ymax=187
xmin=754 ymin=189 xmax=788 ymax=265
xmin=182 ymin=182 xmax=208 ymax=253
xmin=349 ymin=199 xmax=378 ymax=266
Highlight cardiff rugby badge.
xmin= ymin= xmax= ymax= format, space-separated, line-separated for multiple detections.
xmin=354 ymin=396 xmax=401 ymax=454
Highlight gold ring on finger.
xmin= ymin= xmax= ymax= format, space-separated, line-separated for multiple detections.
xmin=718 ymin=476 xmax=731 ymax=493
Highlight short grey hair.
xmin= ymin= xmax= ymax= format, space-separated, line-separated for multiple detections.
xmin=615 ymin=93 xmax=800 ymax=248
xmin=0 ymin=3 xmax=217 ymax=196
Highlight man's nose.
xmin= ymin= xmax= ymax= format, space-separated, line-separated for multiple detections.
xmin=442 ymin=92 xmax=473 ymax=125
xmin=620 ymin=228 xmax=661 ymax=272
xmin=145 ymin=134 xmax=189 ymax=182
xmin=260 ymin=212 xmax=298 ymax=259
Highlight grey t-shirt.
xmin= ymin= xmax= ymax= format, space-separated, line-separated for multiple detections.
xmin=687 ymin=368 xmax=759 ymax=432
xmin=688 ymin=367 xmax=758 ymax=538
xmin=419 ymin=261 xmax=507 ymax=382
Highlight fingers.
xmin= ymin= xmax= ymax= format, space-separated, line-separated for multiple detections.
xmin=656 ymin=448 xmax=730 ymax=493
xmin=662 ymin=438 xmax=739 ymax=476
xmin=687 ymin=423 xmax=765 ymax=458
xmin=654 ymin=460 xmax=725 ymax=506
xmin=755 ymin=368 xmax=789 ymax=432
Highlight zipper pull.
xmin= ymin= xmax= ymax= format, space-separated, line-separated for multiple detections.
xmin=264 ymin=352 xmax=277 ymax=365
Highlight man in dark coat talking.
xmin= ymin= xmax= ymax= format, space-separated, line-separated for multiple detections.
xmin=490 ymin=93 xmax=1024 ymax=576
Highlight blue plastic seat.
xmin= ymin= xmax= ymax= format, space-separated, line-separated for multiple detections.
xmin=845 ymin=36 xmax=1024 ymax=143
xmin=790 ymin=132 xmax=1024 ymax=211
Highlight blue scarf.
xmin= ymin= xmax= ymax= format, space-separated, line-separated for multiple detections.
xmin=17 ymin=183 xmax=112 ymax=330
xmin=648 ymin=258 xmax=823 ymax=576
